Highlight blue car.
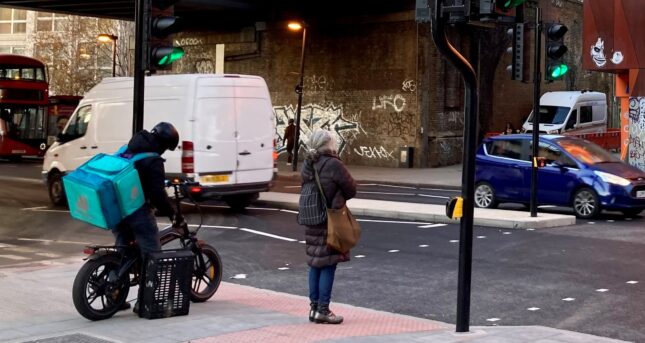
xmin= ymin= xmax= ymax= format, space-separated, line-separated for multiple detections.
xmin=475 ymin=134 xmax=645 ymax=218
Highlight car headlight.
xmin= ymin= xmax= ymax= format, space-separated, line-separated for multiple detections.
xmin=546 ymin=129 xmax=560 ymax=134
xmin=594 ymin=171 xmax=631 ymax=186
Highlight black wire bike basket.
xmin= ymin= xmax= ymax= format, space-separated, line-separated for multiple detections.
xmin=139 ymin=249 xmax=193 ymax=319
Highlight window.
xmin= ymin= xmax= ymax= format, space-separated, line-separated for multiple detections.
xmin=0 ymin=107 xmax=46 ymax=140
xmin=580 ymin=106 xmax=593 ymax=123
xmin=537 ymin=142 xmax=576 ymax=167
xmin=0 ymin=9 xmax=27 ymax=34
xmin=487 ymin=139 xmax=524 ymax=160
xmin=36 ymin=12 xmax=68 ymax=32
xmin=63 ymin=105 xmax=92 ymax=139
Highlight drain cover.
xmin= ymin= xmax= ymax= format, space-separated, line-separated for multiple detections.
xmin=22 ymin=333 xmax=114 ymax=343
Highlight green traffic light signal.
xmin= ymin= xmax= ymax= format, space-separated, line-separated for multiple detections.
xmin=152 ymin=47 xmax=185 ymax=67
xmin=548 ymin=64 xmax=569 ymax=79
xmin=498 ymin=0 xmax=526 ymax=10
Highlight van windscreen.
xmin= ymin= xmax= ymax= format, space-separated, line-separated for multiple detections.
xmin=527 ymin=106 xmax=570 ymax=124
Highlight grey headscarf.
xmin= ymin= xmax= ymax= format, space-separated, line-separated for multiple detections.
xmin=306 ymin=129 xmax=337 ymax=161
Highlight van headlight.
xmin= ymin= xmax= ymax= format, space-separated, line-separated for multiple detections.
xmin=547 ymin=129 xmax=560 ymax=134
xmin=594 ymin=171 xmax=631 ymax=186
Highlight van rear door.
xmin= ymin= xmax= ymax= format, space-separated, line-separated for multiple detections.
xmin=234 ymin=77 xmax=275 ymax=184
xmin=193 ymin=78 xmax=237 ymax=185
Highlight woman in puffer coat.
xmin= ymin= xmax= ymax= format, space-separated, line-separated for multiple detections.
xmin=300 ymin=129 xmax=356 ymax=324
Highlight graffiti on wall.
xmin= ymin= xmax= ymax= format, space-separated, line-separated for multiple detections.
xmin=273 ymin=103 xmax=363 ymax=156
xmin=629 ymin=97 xmax=645 ymax=170
xmin=353 ymin=146 xmax=395 ymax=160
xmin=304 ymin=75 xmax=334 ymax=92
xmin=402 ymin=79 xmax=416 ymax=93
xmin=372 ymin=94 xmax=407 ymax=113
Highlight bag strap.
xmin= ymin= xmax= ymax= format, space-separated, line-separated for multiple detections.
xmin=313 ymin=158 xmax=332 ymax=210
xmin=129 ymin=152 xmax=159 ymax=162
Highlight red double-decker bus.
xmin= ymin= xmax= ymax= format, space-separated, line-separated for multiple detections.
xmin=0 ymin=54 xmax=49 ymax=159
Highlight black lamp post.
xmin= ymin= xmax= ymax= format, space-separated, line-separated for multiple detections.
xmin=288 ymin=21 xmax=307 ymax=172
xmin=97 ymin=33 xmax=118 ymax=77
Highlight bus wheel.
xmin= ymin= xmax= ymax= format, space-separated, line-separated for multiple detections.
xmin=48 ymin=172 xmax=67 ymax=207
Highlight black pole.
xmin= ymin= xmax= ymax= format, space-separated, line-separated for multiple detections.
xmin=431 ymin=1 xmax=478 ymax=333
xmin=112 ymin=38 xmax=117 ymax=77
xmin=530 ymin=7 xmax=542 ymax=217
xmin=292 ymin=27 xmax=307 ymax=172
xmin=133 ymin=0 xmax=147 ymax=135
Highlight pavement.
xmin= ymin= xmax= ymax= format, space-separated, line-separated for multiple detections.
xmin=0 ymin=161 xmax=603 ymax=343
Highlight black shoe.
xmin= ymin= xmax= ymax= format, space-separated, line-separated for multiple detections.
xmin=119 ymin=301 xmax=132 ymax=311
xmin=314 ymin=304 xmax=343 ymax=324
xmin=309 ymin=302 xmax=318 ymax=322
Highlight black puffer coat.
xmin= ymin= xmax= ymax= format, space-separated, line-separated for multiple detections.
xmin=125 ymin=130 xmax=175 ymax=218
xmin=301 ymin=153 xmax=357 ymax=268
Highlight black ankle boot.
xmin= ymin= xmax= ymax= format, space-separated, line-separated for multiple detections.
xmin=314 ymin=304 xmax=343 ymax=324
xmin=309 ymin=302 xmax=318 ymax=322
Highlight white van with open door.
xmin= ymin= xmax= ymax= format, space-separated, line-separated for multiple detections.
xmin=43 ymin=74 xmax=276 ymax=210
xmin=522 ymin=91 xmax=607 ymax=134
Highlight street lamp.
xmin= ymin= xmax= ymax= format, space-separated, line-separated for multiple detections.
xmin=97 ymin=33 xmax=118 ymax=77
xmin=288 ymin=21 xmax=307 ymax=172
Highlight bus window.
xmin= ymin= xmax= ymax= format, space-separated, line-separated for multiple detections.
xmin=13 ymin=107 xmax=46 ymax=139
xmin=35 ymin=68 xmax=44 ymax=81
xmin=21 ymin=68 xmax=34 ymax=80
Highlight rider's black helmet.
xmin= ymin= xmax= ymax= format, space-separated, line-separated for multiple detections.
xmin=151 ymin=122 xmax=179 ymax=151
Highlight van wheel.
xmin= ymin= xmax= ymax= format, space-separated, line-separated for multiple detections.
xmin=572 ymin=187 xmax=600 ymax=219
xmin=474 ymin=182 xmax=498 ymax=209
xmin=223 ymin=193 xmax=258 ymax=212
xmin=48 ymin=172 xmax=67 ymax=207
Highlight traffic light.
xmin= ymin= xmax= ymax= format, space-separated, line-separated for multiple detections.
xmin=496 ymin=0 xmax=526 ymax=11
xmin=146 ymin=0 xmax=185 ymax=71
xmin=477 ymin=0 xmax=525 ymax=22
xmin=505 ymin=23 xmax=525 ymax=81
xmin=544 ymin=23 xmax=569 ymax=81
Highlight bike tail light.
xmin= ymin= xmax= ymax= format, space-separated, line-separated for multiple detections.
xmin=182 ymin=140 xmax=195 ymax=176
xmin=83 ymin=247 xmax=96 ymax=255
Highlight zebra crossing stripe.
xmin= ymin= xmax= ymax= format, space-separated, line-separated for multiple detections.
xmin=0 ymin=255 xmax=29 ymax=260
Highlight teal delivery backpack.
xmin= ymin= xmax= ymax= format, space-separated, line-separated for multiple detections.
xmin=63 ymin=146 xmax=158 ymax=230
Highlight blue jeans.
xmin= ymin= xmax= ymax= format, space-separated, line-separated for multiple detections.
xmin=309 ymin=264 xmax=337 ymax=305
xmin=111 ymin=206 xmax=161 ymax=257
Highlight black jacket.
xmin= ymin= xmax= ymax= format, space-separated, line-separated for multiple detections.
xmin=125 ymin=130 xmax=175 ymax=218
xmin=300 ymin=153 xmax=356 ymax=267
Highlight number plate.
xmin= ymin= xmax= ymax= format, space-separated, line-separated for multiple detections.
xmin=637 ymin=190 xmax=645 ymax=198
xmin=200 ymin=175 xmax=229 ymax=183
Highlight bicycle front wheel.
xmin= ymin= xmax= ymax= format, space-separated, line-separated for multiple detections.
xmin=190 ymin=244 xmax=222 ymax=302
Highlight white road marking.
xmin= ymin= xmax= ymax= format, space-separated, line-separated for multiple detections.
xmin=388 ymin=250 xmax=399 ymax=253
xmin=355 ymin=255 xmax=366 ymax=258
xmin=502 ymin=232 xmax=512 ymax=235
xmin=450 ymin=240 xmax=459 ymax=243
xmin=417 ymin=194 xmax=450 ymax=199
xmin=419 ymin=245 xmax=429 ymax=248
xmin=278 ymin=267 xmax=290 ymax=271
xmin=562 ymin=298 xmax=575 ymax=302
xmin=35 ymin=252 xmax=60 ymax=258
xmin=22 ymin=209 xmax=69 ymax=213
xmin=486 ymin=318 xmax=501 ymax=322
xmin=230 ymin=274 xmax=247 ymax=279
xmin=0 ymin=243 xmax=16 ymax=248
xmin=17 ymin=238 xmax=91 ymax=245
xmin=357 ymin=219 xmax=434 ymax=225
xmin=526 ymin=228 xmax=535 ymax=231
xmin=284 ymin=186 xmax=301 ymax=189
xmin=246 ymin=207 xmax=281 ymax=211
xmin=158 ymin=223 xmax=238 ymax=230
xmin=358 ymin=183 xmax=377 ymax=187
xmin=298 ymin=240 xmax=306 ymax=244
xmin=626 ymin=218 xmax=633 ymax=221
xmin=596 ymin=289 xmax=609 ymax=292
xmin=588 ymin=222 xmax=596 ymax=225
xmin=21 ymin=206 xmax=47 ymax=211
xmin=607 ymin=220 xmax=615 ymax=223
xmin=527 ymin=307 xmax=540 ymax=311
xmin=627 ymin=281 xmax=639 ymax=284
xmin=418 ymin=224 xmax=448 ymax=228
xmin=418 ymin=188 xmax=460 ymax=192
xmin=373 ymin=184 xmax=416 ymax=190
xmin=0 ymin=255 xmax=29 ymax=260
xmin=477 ymin=236 xmax=487 ymax=239
xmin=280 ymin=209 xmax=299 ymax=214
xmin=358 ymin=191 xmax=415 ymax=196
xmin=239 ymin=228 xmax=297 ymax=242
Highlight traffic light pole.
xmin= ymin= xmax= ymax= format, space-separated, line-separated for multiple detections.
xmin=530 ymin=7 xmax=542 ymax=217
xmin=292 ymin=27 xmax=307 ymax=172
xmin=133 ymin=0 xmax=148 ymax=135
xmin=431 ymin=0 xmax=478 ymax=333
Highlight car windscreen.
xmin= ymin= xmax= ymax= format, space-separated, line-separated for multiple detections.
xmin=555 ymin=138 xmax=621 ymax=164
xmin=527 ymin=106 xmax=570 ymax=124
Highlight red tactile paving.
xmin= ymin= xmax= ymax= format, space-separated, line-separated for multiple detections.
xmin=195 ymin=282 xmax=449 ymax=343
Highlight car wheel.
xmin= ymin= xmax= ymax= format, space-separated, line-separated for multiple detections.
xmin=572 ymin=187 xmax=600 ymax=219
xmin=621 ymin=209 xmax=643 ymax=218
xmin=474 ymin=182 xmax=498 ymax=209
xmin=48 ymin=172 xmax=67 ymax=207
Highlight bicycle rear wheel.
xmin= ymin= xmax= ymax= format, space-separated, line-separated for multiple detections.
xmin=72 ymin=253 xmax=130 ymax=320
xmin=190 ymin=244 xmax=222 ymax=302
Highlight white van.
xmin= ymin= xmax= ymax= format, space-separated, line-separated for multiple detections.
xmin=521 ymin=91 xmax=607 ymax=134
xmin=43 ymin=74 xmax=276 ymax=210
